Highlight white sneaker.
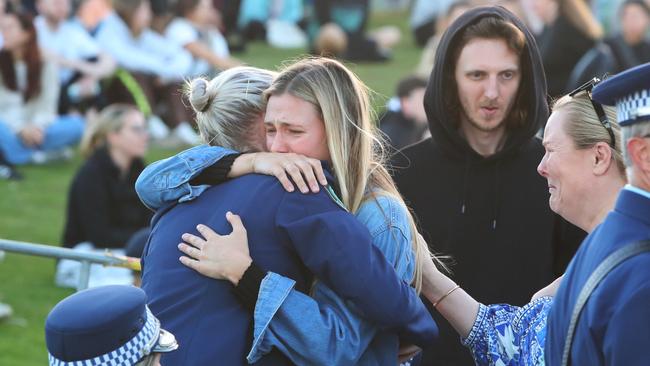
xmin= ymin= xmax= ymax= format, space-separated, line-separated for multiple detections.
xmin=267 ymin=20 xmax=307 ymax=49
xmin=0 ymin=302 xmax=12 ymax=320
xmin=173 ymin=122 xmax=201 ymax=145
xmin=30 ymin=147 xmax=74 ymax=165
xmin=147 ymin=115 xmax=170 ymax=140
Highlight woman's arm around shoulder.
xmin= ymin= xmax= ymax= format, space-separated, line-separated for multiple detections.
xmin=135 ymin=145 xmax=238 ymax=210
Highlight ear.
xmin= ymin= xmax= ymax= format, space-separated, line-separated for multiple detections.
xmin=592 ymin=141 xmax=613 ymax=176
xmin=627 ymin=137 xmax=650 ymax=174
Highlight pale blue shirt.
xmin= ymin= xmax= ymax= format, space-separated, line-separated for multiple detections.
xmin=35 ymin=16 xmax=100 ymax=83
xmin=95 ymin=13 xmax=192 ymax=81
xmin=624 ymin=184 xmax=650 ymax=200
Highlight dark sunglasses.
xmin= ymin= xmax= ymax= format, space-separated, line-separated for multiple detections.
xmin=568 ymin=77 xmax=616 ymax=149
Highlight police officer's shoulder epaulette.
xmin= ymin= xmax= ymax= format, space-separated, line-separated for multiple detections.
xmin=325 ymin=185 xmax=348 ymax=212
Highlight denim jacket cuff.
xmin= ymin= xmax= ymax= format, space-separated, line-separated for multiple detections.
xmin=247 ymin=272 xmax=296 ymax=363
xmin=174 ymin=145 xmax=237 ymax=203
xmin=177 ymin=145 xmax=237 ymax=172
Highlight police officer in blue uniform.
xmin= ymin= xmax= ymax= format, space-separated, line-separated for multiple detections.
xmin=45 ymin=285 xmax=178 ymax=366
xmin=546 ymin=63 xmax=650 ymax=365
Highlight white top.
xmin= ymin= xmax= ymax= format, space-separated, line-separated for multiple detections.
xmin=165 ymin=17 xmax=229 ymax=76
xmin=409 ymin=0 xmax=455 ymax=28
xmin=34 ymin=16 xmax=100 ymax=83
xmin=0 ymin=61 xmax=60 ymax=132
xmin=95 ymin=12 xmax=192 ymax=81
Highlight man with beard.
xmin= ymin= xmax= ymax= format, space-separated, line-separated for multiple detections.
xmin=391 ymin=7 xmax=585 ymax=365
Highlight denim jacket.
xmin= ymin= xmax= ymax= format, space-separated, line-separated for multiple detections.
xmin=136 ymin=145 xmax=422 ymax=365
xmin=135 ymin=145 xmax=237 ymax=210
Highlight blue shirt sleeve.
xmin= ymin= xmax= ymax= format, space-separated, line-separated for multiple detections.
xmin=135 ymin=145 xmax=237 ymax=210
xmin=462 ymin=297 xmax=552 ymax=366
xmin=274 ymin=192 xmax=437 ymax=347
xmin=247 ymin=196 xmax=417 ymax=364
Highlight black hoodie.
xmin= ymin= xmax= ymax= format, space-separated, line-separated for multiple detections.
xmin=391 ymin=7 xmax=585 ymax=365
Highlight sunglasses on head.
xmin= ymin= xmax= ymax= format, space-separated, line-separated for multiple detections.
xmin=568 ymin=77 xmax=616 ymax=149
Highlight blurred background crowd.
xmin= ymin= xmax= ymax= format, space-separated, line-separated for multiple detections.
xmin=0 ymin=0 xmax=650 ymax=179
xmin=1 ymin=0 xmax=649 ymax=179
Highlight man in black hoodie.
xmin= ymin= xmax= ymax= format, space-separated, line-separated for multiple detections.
xmin=391 ymin=7 xmax=585 ymax=365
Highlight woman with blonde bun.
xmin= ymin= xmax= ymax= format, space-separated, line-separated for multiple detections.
xmin=137 ymin=61 xmax=440 ymax=365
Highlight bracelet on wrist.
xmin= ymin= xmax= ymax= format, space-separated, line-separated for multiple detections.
xmin=432 ymin=284 xmax=461 ymax=308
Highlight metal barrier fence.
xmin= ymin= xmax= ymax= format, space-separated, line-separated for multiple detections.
xmin=0 ymin=238 xmax=140 ymax=291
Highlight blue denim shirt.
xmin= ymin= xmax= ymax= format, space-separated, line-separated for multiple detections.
xmin=136 ymin=145 xmax=423 ymax=365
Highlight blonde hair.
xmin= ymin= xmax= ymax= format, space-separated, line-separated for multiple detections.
xmin=187 ymin=67 xmax=277 ymax=151
xmin=314 ymin=23 xmax=348 ymax=57
xmin=265 ymin=57 xmax=443 ymax=292
xmin=80 ymin=104 xmax=140 ymax=157
xmin=561 ymin=0 xmax=604 ymax=40
xmin=553 ymin=92 xmax=625 ymax=176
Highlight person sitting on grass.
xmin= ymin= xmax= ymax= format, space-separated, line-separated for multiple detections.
xmin=0 ymin=10 xmax=84 ymax=166
xmin=57 ymin=104 xmax=152 ymax=288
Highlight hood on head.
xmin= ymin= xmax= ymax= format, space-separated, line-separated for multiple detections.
xmin=423 ymin=6 xmax=549 ymax=161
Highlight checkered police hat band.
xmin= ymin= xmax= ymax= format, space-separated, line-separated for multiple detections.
xmin=617 ymin=88 xmax=650 ymax=124
xmin=48 ymin=306 xmax=160 ymax=366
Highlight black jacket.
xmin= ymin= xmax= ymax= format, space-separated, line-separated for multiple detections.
xmin=537 ymin=14 xmax=596 ymax=97
xmin=391 ymin=7 xmax=585 ymax=365
xmin=605 ymin=34 xmax=650 ymax=73
xmin=62 ymin=147 xmax=152 ymax=248
xmin=379 ymin=111 xmax=429 ymax=150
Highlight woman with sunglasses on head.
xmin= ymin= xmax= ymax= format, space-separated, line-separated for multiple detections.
xmin=136 ymin=59 xmax=440 ymax=365
xmin=151 ymin=77 xmax=626 ymax=365
xmin=58 ymin=104 xmax=153 ymax=288
xmin=416 ymin=80 xmax=626 ymax=365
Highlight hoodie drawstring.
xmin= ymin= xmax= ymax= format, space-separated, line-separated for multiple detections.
xmin=492 ymin=161 xmax=502 ymax=230
xmin=460 ymin=154 xmax=502 ymax=230
xmin=461 ymin=153 xmax=471 ymax=214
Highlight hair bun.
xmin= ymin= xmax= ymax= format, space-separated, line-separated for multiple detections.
xmin=189 ymin=78 xmax=214 ymax=113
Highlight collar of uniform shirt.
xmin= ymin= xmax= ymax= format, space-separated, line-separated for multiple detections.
xmin=624 ymin=184 xmax=650 ymax=200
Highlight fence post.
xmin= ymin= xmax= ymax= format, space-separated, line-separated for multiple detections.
xmin=77 ymin=261 xmax=92 ymax=291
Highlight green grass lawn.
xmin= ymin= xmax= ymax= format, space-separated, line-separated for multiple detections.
xmin=0 ymin=11 xmax=421 ymax=365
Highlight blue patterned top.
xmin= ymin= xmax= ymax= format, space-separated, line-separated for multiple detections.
xmin=462 ymin=296 xmax=553 ymax=366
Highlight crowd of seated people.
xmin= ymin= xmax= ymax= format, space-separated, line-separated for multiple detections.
xmin=0 ymin=0 xmax=245 ymax=181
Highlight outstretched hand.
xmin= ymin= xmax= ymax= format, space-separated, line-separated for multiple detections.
xmin=178 ymin=212 xmax=252 ymax=285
